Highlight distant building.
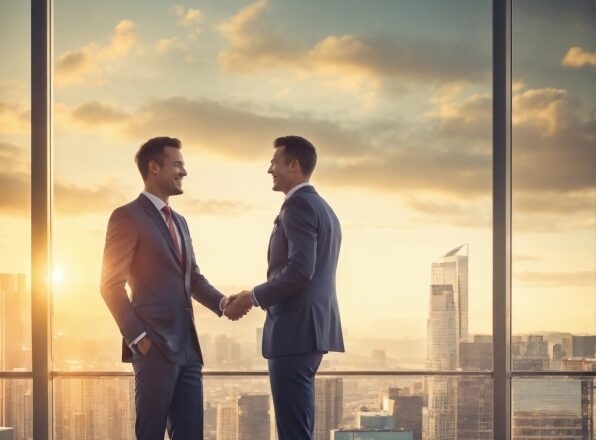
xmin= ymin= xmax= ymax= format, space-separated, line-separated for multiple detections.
xmin=0 ymin=273 xmax=29 ymax=371
xmin=391 ymin=395 xmax=423 ymax=440
xmin=423 ymin=284 xmax=457 ymax=440
xmin=572 ymin=336 xmax=596 ymax=358
xmin=512 ymin=378 xmax=593 ymax=439
xmin=356 ymin=410 xmax=394 ymax=429
xmin=0 ymin=428 xmax=14 ymax=440
xmin=458 ymin=336 xmax=493 ymax=439
xmin=459 ymin=336 xmax=492 ymax=371
xmin=332 ymin=428 xmax=414 ymax=440
xmin=238 ymin=394 xmax=270 ymax=440
xmin=216 ymin=398 xmax=237 ymax=440
xmin=315 ymin=378 xmax=344 ymax=440
xmin=512 ymin=335 xmax=549 ymax=371
xmin=562 ymin=357 xmax=596 ymax=372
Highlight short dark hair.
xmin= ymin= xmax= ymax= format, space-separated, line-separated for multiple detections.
xmin=274 ymin=135 xmax=317 ymax=177
xmin=135 ymin=136 xmax=181 ymax=180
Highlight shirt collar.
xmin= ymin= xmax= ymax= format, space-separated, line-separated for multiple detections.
xmin=142 ymin=191 xmax=169 ymax=212
xmin=285 ymin=182 xmax=312 ymax=200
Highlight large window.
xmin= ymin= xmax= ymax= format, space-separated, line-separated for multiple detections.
xmin=0 ymin=0 xmax=33 ymax=438
xmin=511 ymin=0 xmax=595 ymax=372
xmin=0 ymin=0 xmax=594 ymax=438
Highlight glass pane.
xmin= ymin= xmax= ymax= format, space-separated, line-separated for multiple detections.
xmin=0 ymin=0 xmax=31 ymax=372
xmin=52 ymin=0 xmax=492 ymax=373
xmin=53 ymin=377 xmax=135 ymax=440
xmin=512 ymin=377 xmax=595 ymax=439
xmin=0 ymin=379 xmax=33 ymax=439
xmin=511 ymin=0 xmax=596 ymax=370
xmin=52 ymin=375 xmax=492 ymax=439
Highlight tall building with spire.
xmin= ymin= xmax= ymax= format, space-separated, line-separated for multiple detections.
xmin=431 ymin=244 xmax=469 ymax=356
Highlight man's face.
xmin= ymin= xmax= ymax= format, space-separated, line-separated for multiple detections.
xmin=268 ymin=146 xmax=293 ymax=193
xmin=153 ymin=146 xmax=187 ymax=196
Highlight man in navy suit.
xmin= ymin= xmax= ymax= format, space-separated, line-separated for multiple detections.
xmin=101 ymin=137 xmax=230 ymax=440
xmin=225 ymin=135 xmax=344 ymax=440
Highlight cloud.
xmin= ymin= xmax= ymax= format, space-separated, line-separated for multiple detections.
xmin=217 ymin=0 xmax=488 ymax=88
xmin=123 ymin=96 xmax=369 ymax=160
xmin=177 ymin=197 xmax=255 ymax=216
xmin=70 ymin=101 xmax=130 ymax=126
xmin=217 ymin=0 xmax=300 ymax=72
xmin=55 ymin=20 xmax=139 ymax=86
xmin=403 ymin=196 xmax=490 ymax=228
xmin=0 ymin=101 xmax=30 ymax=134
xmin=59 ymin=82 xmax=593 ymax=230
xmin=561 ymin=46 xmax=596 ymax=68
xmin=514 ymin=270 xmax=595 ymax=287
xmin=512 ymin=88 xmax=595 ymax=194
xmin=513 ymin=191 xmax=595 ymax=215
xmin=174 ymin=6 xmax=204 ymax=37
xmin=154 ymin=37 xmax=185 ymax=55
xmin=54 ymin=181 xmax=128 ymax=215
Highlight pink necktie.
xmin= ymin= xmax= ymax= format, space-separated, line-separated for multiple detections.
xmin=161 ymin=205 xmax=182 ymax=261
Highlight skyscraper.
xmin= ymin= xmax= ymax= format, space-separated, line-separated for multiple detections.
xmin=458 ymin=337 xmax=493 ymax=440
xmin=430 ymin=245 xmax=469 ymax=350
xmin=0 ymin=273 xmax=29 ymax=371
xmin=216 ymin=398 xmax=238 ymax=440
xmin=0 ymin=274 xmax=31 ymax=440
xmin=388 ymin=388 xmax=423 ymax=440
xmin=572 ymin=336 xmax=596 ymax=358
xmin=423 ymin=284 xmax=457 ymax=440
xmin=238 ymin=394 xmax=270 ymax=440
xmin=315 ymin=378 xmax=344 ymax=440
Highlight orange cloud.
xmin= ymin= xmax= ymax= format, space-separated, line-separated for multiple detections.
xmin=217 ymin=0 xmax=488 ymax=87
xmin=561 ymin=46 xmax=596 ymax=68
xmin=0 ymin=101 xmax=29 ymax=134
xmin=55 ymin=20 xmax=139 ymax=86
xmin=174 ymin=5 xmax=204 ymax=36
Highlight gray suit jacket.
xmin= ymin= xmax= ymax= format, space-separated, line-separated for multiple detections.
xmin=100 ymin=193 xmax=224 ymax=364
xmin=253 ymin=186 xmax=345 ymax=358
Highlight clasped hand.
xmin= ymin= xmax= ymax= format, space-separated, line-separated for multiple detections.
xmin=223 ymin=290 xmax=253 ymax=321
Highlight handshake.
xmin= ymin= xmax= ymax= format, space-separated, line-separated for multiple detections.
xmin=222 ymin=290 xmax=254 ymax=321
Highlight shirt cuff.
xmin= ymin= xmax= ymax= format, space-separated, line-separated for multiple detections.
xmin=129 ymin=331 xmax=147 ymax=348
xmin=219 ymin=297 xmax=227 ymax=312
xmin=250 ymin=289 xmax=260 ymax=307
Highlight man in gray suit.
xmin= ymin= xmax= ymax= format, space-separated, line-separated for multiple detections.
xmin=101 ymin=136 xmax=230 ymax=440
xmin=225 ymin=135 xmax=344 ymax=440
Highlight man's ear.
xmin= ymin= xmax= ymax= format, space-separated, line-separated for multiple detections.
xmin=148 ymin=159 xmax=161 ymax=176
xmin=290 ymin=158 xmax=300 ymax=173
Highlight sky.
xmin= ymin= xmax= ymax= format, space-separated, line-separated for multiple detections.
xmin=0 ymin=0 xmax=594 ymax=365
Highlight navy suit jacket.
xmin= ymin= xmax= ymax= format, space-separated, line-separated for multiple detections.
xmin=100 ymin=194 xmax=224 ymax=364
xmin=253 ymin=186 xmax=345 ymax=359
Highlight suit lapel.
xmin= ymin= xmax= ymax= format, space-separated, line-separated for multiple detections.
xmin=138 ymin=194 xmax=183 ymax=265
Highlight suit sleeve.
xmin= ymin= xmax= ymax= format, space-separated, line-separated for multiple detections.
xmin=253 ymin=197 xmax=318 ymax=308
xmin=100 ymin=207 xmax=146 ymax=344
xmin=182 ymin=217 xmax=225 ymax=316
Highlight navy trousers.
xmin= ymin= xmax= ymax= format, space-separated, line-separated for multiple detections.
xmin=132 ymin=336 xmax=203 ymax=440
xmin=268 ymin=352 xmax=324 ymax=440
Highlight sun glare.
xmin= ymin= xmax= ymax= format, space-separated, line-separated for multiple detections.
xmin=53 ymin=268 xmax=65 ymax=284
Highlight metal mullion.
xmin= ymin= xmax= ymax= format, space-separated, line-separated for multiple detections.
xmin=31 ymin=0 xmax=53 ymax=439
xmin=493 ymin=0 xmax=512 ymax=439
